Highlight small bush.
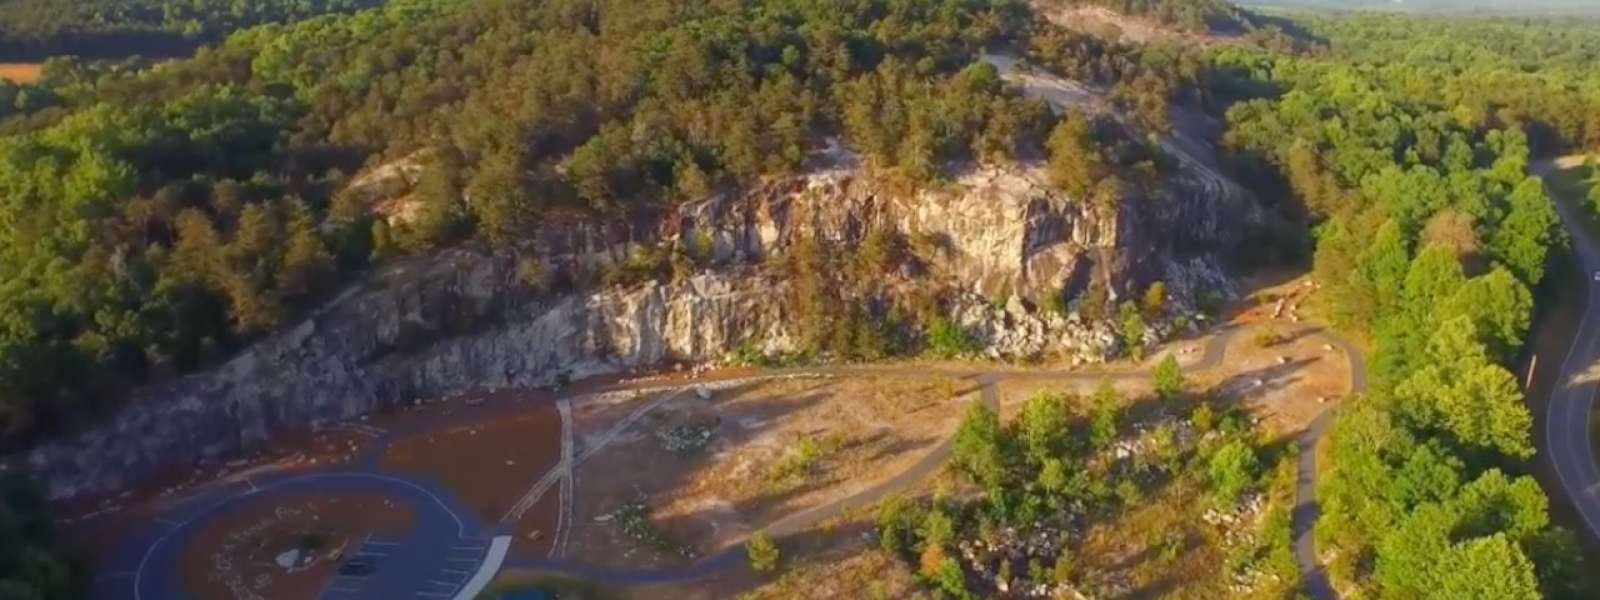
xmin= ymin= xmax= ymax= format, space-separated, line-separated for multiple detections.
xmin=746 ymin=530 xmax=780 ymax=572
xmin=925 ymin=316 xmax=980 ymax=358
xmin=1252 ymin=325 xmax=1283 ymax=348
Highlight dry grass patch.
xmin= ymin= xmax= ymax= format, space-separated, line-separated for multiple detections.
xmin=1200 ymin=322 xmax=1351 ymax=436
xmin=1076 ymin=478 xmax=1229 ymax=598
xmin=566 ymin=376 xmax=970 ymax=568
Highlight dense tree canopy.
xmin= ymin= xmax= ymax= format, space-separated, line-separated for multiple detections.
xmin=0 ymin=474 xmax=78 ymax=599
xmin=1208 ymin=13 xmax=1589 ymax=597
xmin=0 ymin=0 xmax=1596 ymax=596
xmin=0 ymin=0 xmax=386 ymax=60
xmin=0 ymin=0 xmax=1257 ymax=448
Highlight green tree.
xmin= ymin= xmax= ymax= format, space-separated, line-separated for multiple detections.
xmin=1489 ymin=176 xmax=1560 ymax=287
xmin=925 ymin=317 xmax=978 ymax=359
xmin=1016 ymin=391 xmax=1070 ymax=467
xmin=1207 ymin=439 xmax=1260 ymax=502
xmin=279 ymin=198 xmax=333 ymax=298
xmin=1045 ymin=109 xmax=1103 ymax=200
xmin=1358 ymin=219 xmax=1412 ymax=326
xmin=1142 ymin=280 xmax=1168 ymax=317
xmin=951 ymin=400 xmax=1006 ymax=489
xmin=1089 ymin=380 xmax=1121 ymax=450
xmin=746 ymin=530 xmax=780 ymax=572
xmin=1433 ymin=534 xmax=1541 ymax=600
xmin=1151 ymin=353 xmax=1183 ymax=400
xmin=1444 ymin=267 xmax=1533 ymax=364
xmin=1118 ymin=301 xmax=1147 ymax=359
xmin=1394 ymin=317 xmax=1534 ymax=459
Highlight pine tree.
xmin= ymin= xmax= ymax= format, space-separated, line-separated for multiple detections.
xmin=1152 ymin=354 xmax=1183 ymax=399
xmin=279 ymin=198 xmax=333 ymax=298
xmin=745 ymin=530 xmax=780 ymax=572
xmin=1045 ymin=109 xmax=1103 ymax=199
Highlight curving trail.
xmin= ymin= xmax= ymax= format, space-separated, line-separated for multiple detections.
xmin=1531 ymin=158 xmax=1600 ymax=548
xmin=505 ymin=324 xmax=1363 ymax=597
xmin=97 ymin=322 xmax=1359 ymax=599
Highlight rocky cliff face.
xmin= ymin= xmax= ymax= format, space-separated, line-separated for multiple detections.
xmin=22 ymin=139 xmax=1259 ymax=500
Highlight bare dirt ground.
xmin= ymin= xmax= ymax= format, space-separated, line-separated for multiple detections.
xmin=624 ymin=498 xmax=936 ymax=600
xmin=1036 ymin=5 xmax=1238 ymax=47
xmin=176 ymin=489 xmax=415 ymax=600
xmin=379 ymin=394 xmax=563 ymax=528
xmin=56 ymin=426 xmax=379 ymax=524
xmin=0 ymin=63 xmax=41 ymax=83
xmin=564 ymin=376 xmax=971 ymax=569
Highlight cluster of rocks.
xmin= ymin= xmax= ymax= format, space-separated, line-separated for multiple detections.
xmin=600 ymin=498 xmax=697 ymax=559
xmin=1109 ymin=417 xmax=1201 ymax=464
xmin=1203 ymin=492 xmax=1266 ymax=540
xmin=954 ymin=517 xmax=1083 ymax=598
xmin=1206 ymin=490 xmax=1276 ymax=596
xmin=656 ymin=423 xmax=714 ymax=452
xmin=1229 ymin=564 xmax=1282 ymax=595
xmin=1271 ymin=279 xmax=1319 ymax=322
xmin=18 ymin=128 xmax=1257 ymax=499
xmin=949 ymin=291 xmax=1212 ymax=364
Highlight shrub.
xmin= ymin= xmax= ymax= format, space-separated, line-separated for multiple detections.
xmin=925 ymin=316 xmax=980 ymax=358
xmin=746 ymin=530 xmax=780 ymax=572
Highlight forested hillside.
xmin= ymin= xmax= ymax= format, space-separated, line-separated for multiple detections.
xmin=1241 ymin=0 xmax=1600 ymax=16
xmin=0 ymin=0 xmax=1260 ymax=451
xmin=1205 ymin=10 xmax=1600 ymax=597
xmin=1288 ymin=11 xmax=1600 ymax=154
xmin=0 ymin=0 xmax=387 ymax=60
xmin=1 ymin=0 xmax=1599 ymax=597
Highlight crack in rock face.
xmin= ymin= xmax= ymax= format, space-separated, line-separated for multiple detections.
xmin=22 ymin=136 xmax=1258 ymax=500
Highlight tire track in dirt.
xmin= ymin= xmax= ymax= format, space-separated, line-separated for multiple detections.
xmin=502 ymin=387 xmax=687 ymax=524
xmin=553 ymin=398 xmax=575 ymax=557
xmin=503 ymin=325 xmax=1358 ymax=597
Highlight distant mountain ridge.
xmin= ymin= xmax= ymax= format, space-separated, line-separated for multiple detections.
xmin=1238 ymin=0 xmax=1600 ymax=15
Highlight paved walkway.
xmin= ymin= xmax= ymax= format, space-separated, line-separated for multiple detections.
xmin=502 ymin=324 xmax=1360 ymax=598
xmin=93 ymin=322 xmax=1357 ymax=599
xmin=92 ymin=471 xmax=495 ymax=600
xmin=1531 ymin=158 xmax=1600 ymax=548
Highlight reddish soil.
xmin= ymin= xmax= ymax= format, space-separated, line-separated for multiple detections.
xmin=48 ymin=363 xmax=731 ymax=529
xmin=176 ymin=489 xmax=415 ymax=600
xmin=509 ymin=489 xmax=562 ymax=556
xmin=53 ymin=427 xmax=379 ymax=528
xmin=379 ymin=392 xmax=563 ymax=526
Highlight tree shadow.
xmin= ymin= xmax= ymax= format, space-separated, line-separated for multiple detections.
xmin=1210 ymin=358 xmax=1315 ymax=401
xmin=546 ymin=373 xmax=973 ymax=570
xmin=502 ymin=331 xmax=1336 ymax=595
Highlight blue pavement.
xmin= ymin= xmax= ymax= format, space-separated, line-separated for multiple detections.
xmin=92 ymin=470 xmax=494 ymax=600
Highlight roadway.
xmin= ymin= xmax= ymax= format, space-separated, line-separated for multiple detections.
xmin=505 ymin=324 xmax=1362 ymax=598
xmin=99 ymin=323 xmax=1362 ymax=597
xmin=1532 ymin=158 xmax=1600 ymax=542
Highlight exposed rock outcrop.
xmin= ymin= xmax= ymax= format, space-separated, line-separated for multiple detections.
xmin=21 ymin=89 xmax=1260 ymax=500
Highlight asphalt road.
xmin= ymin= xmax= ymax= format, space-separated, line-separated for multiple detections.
xmin=505 ymin=324 xmax=1361 ymax=596
xmin=102 ymin=322 xmax=1361 ymax=596
xmin=1533 ymin=159 xmax=1600 ymax=541
xmin=93 ymin=470 xmax=494 ymax=600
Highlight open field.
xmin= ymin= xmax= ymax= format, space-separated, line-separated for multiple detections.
xmin=565 ymin=376 xmax=973 ymax=568
xmin=0 ymin=63 xmax=41 ymax=83
xmin=67 ymin=264 xmax=1359 ymax=600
